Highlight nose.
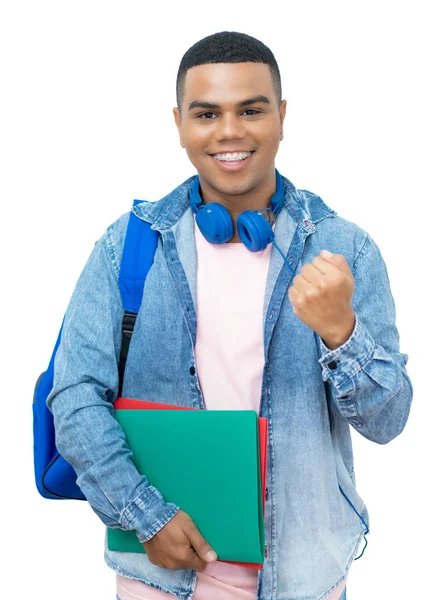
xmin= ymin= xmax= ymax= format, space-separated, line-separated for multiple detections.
xmin=214 ymin=112 xmax=247 ymax=141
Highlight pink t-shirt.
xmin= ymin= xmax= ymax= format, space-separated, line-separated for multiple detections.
xmin=116 ymin=220 xmax=346 ymax=600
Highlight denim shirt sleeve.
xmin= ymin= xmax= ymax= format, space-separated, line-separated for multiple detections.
xmin=46 ymin=226 xmax=180 ymax=542
xmin=317 ymin=233 xmax=413 ymax=444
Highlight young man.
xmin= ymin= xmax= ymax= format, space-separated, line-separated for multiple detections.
xmin=47 ymin=32 xmax=413 ymax=600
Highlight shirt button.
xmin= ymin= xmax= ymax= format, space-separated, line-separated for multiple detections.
xmin=328 ymin=360 xmax=338 ymax=370
xmin=189 ymin=366 xmax=196 ymax=376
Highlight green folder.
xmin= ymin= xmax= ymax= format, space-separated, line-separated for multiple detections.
xmin=107 ymin=409 xmax=265 ymax=563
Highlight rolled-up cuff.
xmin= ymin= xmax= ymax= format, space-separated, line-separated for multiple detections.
xmin=318 ymin=313 xmax=375 ymax=399
xmin=121 ymin=485 xmax=180 ymax=543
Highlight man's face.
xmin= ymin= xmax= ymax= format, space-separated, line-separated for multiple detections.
xmin=173 ymin=62 xmax=286 ymax=200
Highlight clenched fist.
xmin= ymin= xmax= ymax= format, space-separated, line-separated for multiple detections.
xmin=288 ymin=250 xmax=356 ymax=350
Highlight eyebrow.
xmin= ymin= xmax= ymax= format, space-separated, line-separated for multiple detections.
xmin=188 ymin=94 xmax=271 ymax=112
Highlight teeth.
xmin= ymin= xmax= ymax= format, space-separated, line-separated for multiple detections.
xmin=213 ymin=151 xmax=252 ymax=161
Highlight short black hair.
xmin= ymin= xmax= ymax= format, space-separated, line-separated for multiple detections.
xmin=176 ymin=31 xmax=282 ymax=113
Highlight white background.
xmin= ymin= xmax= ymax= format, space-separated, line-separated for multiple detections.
xmin=1 ymin=1 xmax=441 ymax=598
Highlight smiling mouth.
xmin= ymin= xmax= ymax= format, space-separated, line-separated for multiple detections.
xmin=209 ymin=151 xmax=255 ymax=162
xmin=208 ymin=150 xmax=256 ymax=173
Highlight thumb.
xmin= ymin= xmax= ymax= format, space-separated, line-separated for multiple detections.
xmin=320 ymin=249 xmax=351 ymax=274
xmin=185 ymin=523 xmax=218 ymax=563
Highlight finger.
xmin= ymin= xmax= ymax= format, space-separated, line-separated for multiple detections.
xmin=320 ymin=250 xmax=352 ymax=275
xmin=184 ymin=521 xmax=218 ymax=563
xmin=311 ymin=255 xmax=338 ymax=276
xmin=291 ymin=274 xmax=325 ymax=307
xmin=288 ymin=280 xmax=307 ymax=312
xmin=300 ymin=263 xmax=323 ymax=285
xmin=291 ymin=275 xmax=309 ymax=295
xmin=183 ymin=546 xmax=207 ymax=572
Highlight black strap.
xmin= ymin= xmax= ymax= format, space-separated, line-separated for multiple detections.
xmin=117 ymin=311 xmax=137 ymax=398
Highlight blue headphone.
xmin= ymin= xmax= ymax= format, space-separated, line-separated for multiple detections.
xmin=189 ymin=168 xmax=285 ymax=253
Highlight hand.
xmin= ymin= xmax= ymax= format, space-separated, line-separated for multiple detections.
xmin=288 ymin=250 xmax=356 ymax=350
xmin=143 ymin=509 xmax=218 ymax=572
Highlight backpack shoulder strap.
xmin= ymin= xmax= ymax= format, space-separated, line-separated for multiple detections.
xmin=118 ymin=200 xmax=158 ymax=313
xmin=117 ymin=201 xmax=158 ymax=396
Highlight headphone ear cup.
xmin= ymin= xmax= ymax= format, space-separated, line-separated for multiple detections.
xmin=237 ymin=211 xmax=274 ymax=252
xmin=195 ymin=203 xmax=234 ymax=244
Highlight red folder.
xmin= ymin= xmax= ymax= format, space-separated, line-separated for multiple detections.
xmin=114 ymin=397 xmax=268 ymax=570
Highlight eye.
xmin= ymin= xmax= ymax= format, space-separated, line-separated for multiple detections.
xmin=197 ymin=112 xmax=217 ymax=119
xmin=196 ymin=109 xmax=262 ymax=119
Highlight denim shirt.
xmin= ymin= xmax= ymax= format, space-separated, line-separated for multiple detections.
xmin=47 ymin=174 xmax=413 ymax=600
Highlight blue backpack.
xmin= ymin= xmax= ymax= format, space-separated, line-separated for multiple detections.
xmin=33 ymin=202 xmax=158 ymax=500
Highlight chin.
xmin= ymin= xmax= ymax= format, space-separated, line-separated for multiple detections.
xmin=214 ymin=178 xmax=257 ymax=197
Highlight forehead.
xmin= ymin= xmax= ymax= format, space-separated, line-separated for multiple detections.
xmin=183 ymin=62 xmax=276 ymax=108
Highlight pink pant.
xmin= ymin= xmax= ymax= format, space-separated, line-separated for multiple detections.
xmin=116 ymin=565 xmax=347 ymax=599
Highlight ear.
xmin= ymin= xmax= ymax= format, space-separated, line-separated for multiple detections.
xmin=173 ymin=107 xmax=182 ymax=137
xmin=279 ymin=99 xmax=287 ymax=129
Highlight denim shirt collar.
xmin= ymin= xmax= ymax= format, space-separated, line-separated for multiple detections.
xmin=131 ymin=173 xmax=337 ymax=232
